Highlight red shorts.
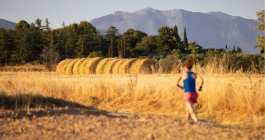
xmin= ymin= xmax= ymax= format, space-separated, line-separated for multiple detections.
xmin=184 ymin=92 xmax=198 ymax=103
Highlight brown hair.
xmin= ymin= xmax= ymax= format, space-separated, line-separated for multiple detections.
xmin=185 ymin=58 xmax=193 ymax=69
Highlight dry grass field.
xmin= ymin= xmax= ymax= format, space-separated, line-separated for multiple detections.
xmin=0 ymin=70 xmax=264 ymax=129
xmin=0 ymin=58 xmax=264 ymax=139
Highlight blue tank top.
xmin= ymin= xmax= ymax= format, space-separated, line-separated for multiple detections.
xmin=183 ymin=72 xmax=196 ymax=92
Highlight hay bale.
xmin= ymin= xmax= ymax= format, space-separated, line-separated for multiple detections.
xmin=130 ymin=59 xmax=159 ymax=74
xmin=96 ymin=58 xmax=111 ymax=74
xmin=65 ymin=59 xmax=79 ymax=75
xmin=112 ymin=59 xmax=127 ymax=74
xmin=60 ymin=59 xmax=73 ymax=75
xmin=79 ymin=58 xmax=92 ymax=75
xmin=84 ymin=57 xmax=104 ymax=74
xmin=130 ymin=59 xmax=146 ymax=74
xmin=119 ymin=58 xmax=137 ymax=74
xmin=73 ymin=58 xmax=86 ymax=75
xmin=56 ymin=59 xmax=70 ymax=75
xmin=103 ymin=58 xmax=119 ymax=74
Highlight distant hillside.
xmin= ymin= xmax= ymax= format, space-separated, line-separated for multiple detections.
xmin=90 ymin=7 xmax=262 ymax=53
xmin=0 ymin=19 xmax=16 ymax=30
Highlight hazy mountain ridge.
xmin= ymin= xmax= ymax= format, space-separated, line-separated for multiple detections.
xmin=0 ymin=19 xmax=16 ymax=30
xmin=91 ymin=7 xmax=262 ymax=53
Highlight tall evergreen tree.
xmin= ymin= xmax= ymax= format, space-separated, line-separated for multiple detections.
xmin=123 ymin=37 xmax=126 ymax=58
xmin=14 ymin=20 xmax=32 ymax=62
xmin=172 ymin=25 xmax=181 ymax=48
xmin=105 ymin=25 xmax=119 ymax=57
xmin=254 ymin=10 xmax=265 ymax=51
xmin=183 ymin=27 xmax=188 ymax=49
xmin=0 ymin=28 xmax=8 ymax=65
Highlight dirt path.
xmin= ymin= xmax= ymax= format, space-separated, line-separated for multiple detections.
xmin=0 ymin=107 xmax=263 ymax=140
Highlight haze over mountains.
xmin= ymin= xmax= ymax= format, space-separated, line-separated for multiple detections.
xmin=91 ymin=8 xmax=262 ymax=53
xmin=0 ymin=19 xmax=16 ymax=30
xmin=0 ymin=8 xmax=262 ymax=53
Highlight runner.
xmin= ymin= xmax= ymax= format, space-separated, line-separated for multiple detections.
xmin=176 ymin=58 xmax=204 ymax=124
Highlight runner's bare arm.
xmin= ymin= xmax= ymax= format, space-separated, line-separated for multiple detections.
xmin=176 ymin=74 xmax=184 ymax=89
xmin=196 ymin=74 xmax=204 ymax=91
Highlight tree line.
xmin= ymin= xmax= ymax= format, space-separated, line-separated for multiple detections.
xmin=0 ymin=13 xmax=263 ymax=70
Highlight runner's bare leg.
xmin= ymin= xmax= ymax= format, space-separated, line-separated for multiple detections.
xmin=186 ymin=102 xmax=199 ymax=123
xmin=186 ymin=106 xmax=191 ymax=120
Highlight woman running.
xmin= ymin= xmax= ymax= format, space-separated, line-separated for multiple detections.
xmin=176 ymin=58 xmax=204 ymax=124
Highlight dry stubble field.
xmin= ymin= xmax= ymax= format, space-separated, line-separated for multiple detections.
xmin=0 ymin=71 xmax=264 ymax=139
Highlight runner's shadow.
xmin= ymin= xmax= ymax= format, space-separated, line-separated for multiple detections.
xmin=0 ymin=93 xmax=127 ymax=120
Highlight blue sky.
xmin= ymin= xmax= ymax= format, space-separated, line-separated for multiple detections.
xmin=0 ymin=0 xmax=264 ymax=29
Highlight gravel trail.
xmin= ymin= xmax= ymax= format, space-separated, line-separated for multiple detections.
xmin=0 ymin=107 xmax=263 ymax=140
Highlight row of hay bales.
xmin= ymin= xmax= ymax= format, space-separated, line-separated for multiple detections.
xmin=56 ymin=57 xmax=159 ymax=75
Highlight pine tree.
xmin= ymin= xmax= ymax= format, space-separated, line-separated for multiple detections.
xmin=123 ymin=37 xmax=126 ymax=58
xmin=34 ymin=19 xmax=44 ymax=58
xmin=254 ymin=10 xmax=265 ymax=50
xmin=14 ymin=20 xmax=31 ymax=63
xmin=183 ymin=27 xmax=188 ymax=49
xmin=0 ymin=28 xmax=8 ymax=64
xmin=110 ymin=38 xmax=113 ymax=57
xmin=173 ymin=25 xmax=181 ymax=47
xmin=118 ymin=38 xmax=121 ymax=57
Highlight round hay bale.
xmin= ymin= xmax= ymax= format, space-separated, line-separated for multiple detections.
xmin=96 ymin=58 xmax=111 ymax=74
xmin=60 ymin=59 xmax=73 ymax=75
xmin=130 ymin=59 xmax=146 ymax=74
xmin=119 ymin=58 xmax=137 ymax=74
xmin=84 ymin=57 xmax=104 ymax=75
xmin=79 ymin=58 xmax=92 ymax=75
xmin=65 ymin=59 xmax=79 ymax=75
xmin=130 ymin=59 xmax=159 ymax=74
xmin=112 ymin=59 xmax=127 ymax=74
xmin=73 ymin=58 xmax=86 ymax=75
xmin=56 ymin=59 xmax=70 ymax=75
xmin=103 ymin=58 xmax=119 ymax=74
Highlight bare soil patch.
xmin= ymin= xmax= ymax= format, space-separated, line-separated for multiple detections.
xmin=0 ymin=107 xmax=263 ymax=140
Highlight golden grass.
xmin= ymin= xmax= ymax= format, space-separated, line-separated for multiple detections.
xmin=103 ymin=58 xmax=119 ymax=74
xmin=73 ymin=58 xmax=86 ymax=75
xmin=0 ymin=71 xmax=264 ymax=128
xmin=96 ymin=58 xmax=111 ymax=74
xmin=65 ymin=59 xmax=79 ymax=75
xmin=119 ymin=58 xmax=137 ymax=74
xmin=79 ymin=58 xmax=91 ymax=75
xmin=84 ymin=57 xmax=104 ymax=75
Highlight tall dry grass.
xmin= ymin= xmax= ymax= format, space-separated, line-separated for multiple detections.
xmin=1 ymin=56 xmax=264 ymax=128
xmin=0 ymin=71 xmax=263 ymax=128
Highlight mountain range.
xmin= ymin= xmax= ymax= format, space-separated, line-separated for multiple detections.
xmin=0 ymin=19 xmax=16 ymax=30
xmin=0 ymin=8 xmax=262 ymax=53
xmin=91 ymin=7 xmax=262 ymax=53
